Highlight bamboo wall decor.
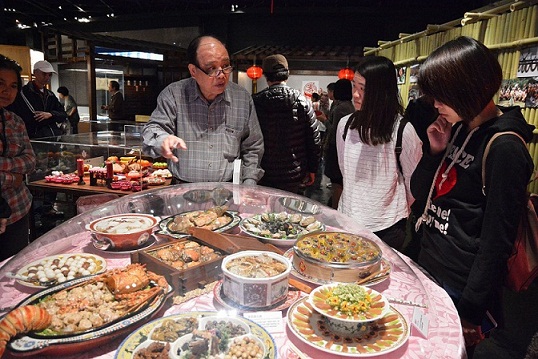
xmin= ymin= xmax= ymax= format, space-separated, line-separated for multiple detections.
xmin=364 ymin=1 xmax=538 ymax=192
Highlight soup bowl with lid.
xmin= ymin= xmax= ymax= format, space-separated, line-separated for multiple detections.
xmin=221 ymin=250 xmax=292 ymax=308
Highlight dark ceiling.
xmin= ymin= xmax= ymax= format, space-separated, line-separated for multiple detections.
xmin=2 ymin=0 xmax=494 ymax=53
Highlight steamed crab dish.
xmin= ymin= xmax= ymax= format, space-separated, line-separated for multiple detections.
xmin=167 ymin=206 xmax=232 ymax=233
xmin=225 ymin=253 xmax=289 ymax=278
xmin=241 ymin=212 xmax=323 ymax=240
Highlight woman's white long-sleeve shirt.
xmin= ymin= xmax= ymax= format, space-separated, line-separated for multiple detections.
xmin=336 ymin=114 xmax=422 ymax=232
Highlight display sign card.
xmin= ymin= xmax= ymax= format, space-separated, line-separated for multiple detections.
xmin=84 ymin=156 xmax=104 ymax=168
xmin=412 ymin=307 xmax=429 ymax=338
xmin=243 ymin=311 xmax=284 ymax=334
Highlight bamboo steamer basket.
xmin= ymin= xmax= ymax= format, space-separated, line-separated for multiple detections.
xmin=292 ymin=232 xmax=382 ymax=283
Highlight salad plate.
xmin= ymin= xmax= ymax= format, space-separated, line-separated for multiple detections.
xmin=309 ymin=283 xmax=390 ymax=323
xmin=287 ymin=297 xmax=410 ymax=357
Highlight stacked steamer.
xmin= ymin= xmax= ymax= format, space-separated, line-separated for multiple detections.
xmin=292 ymin=232 xmax=382 ymax=282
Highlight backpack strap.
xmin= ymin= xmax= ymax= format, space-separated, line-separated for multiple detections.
xmin=482 ymin=131 xmax=527 ymax=195
xmin=395 ymin=117 xmax=409 ymax=174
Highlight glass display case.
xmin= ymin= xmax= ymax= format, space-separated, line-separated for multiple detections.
xmin=0 ymin=183 xmax=465 ymax=358
xmin=29 ymin=130 xmax=148 ymax=181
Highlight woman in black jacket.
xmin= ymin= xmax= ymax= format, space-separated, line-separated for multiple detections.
xmin=411 ymin=36 xmax=536 ymax=357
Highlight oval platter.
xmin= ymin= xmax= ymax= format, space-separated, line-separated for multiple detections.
xmin=14 ymin=252 xmax=107 ymax=289
xmin=287 ymin=297 xmax=410 ymax=357
xmin=157 ymin=210 xmax=241 ymax=239
xmin=239 ymin=212 xmax=325 ymax=246
xmin=6 ymin=276 xmax=172 ymax=357
xmin=115 ymin=311 xmax=277 ymax=359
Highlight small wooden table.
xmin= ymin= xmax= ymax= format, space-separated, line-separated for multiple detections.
xmin=28 ymin=176 xmax=172 ymax=197
xmin=27 ymin=176 xmax=172 ymax=239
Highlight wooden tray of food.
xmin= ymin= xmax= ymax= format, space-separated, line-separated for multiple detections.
xmin=131 ymin=238 xmax=226 ymax=296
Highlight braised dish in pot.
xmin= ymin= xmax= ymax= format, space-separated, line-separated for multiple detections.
xmin=292 ymin=232 xmax=383 ymax=283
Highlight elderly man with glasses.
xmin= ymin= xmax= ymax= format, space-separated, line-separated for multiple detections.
xmin=142 ymin=35 xmax=264 ymax=185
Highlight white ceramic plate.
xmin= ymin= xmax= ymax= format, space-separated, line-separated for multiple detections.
xmin=157 ymin=210 xmax=241 ymax=239
xmin=14 ymin=253 xmax=107 ymax=288
xmin=287 ymin=297 xmax=410 ymax=357
xmin=239 ymin=212 xmax=325 ymax=246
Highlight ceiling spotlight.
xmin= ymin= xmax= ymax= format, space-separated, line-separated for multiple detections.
xmin=16 ymin=21 xmax=31 ymax=29
xmin=59 ymin=6 xmax=62 ymax=10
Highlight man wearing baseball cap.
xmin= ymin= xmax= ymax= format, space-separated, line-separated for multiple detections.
xmin=8 ymin=60 xmax=67 ymax=138
xmin=8 ymin=59 xmax=68 ymax=220
xmin=33 ymin=60 xmax=57 ymax=74
xmin=252 ymin=54 xmax=321 ymax=194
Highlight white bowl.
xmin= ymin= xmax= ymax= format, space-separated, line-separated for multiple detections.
xmin=221 ymin=250 xmax=292 ymax=308
xmin=86 ymin=213 xmax=158 ymax=250
xmin=309 ymin=283 xmax=389 ymax=324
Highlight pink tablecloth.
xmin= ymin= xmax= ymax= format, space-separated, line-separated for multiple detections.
xmin=0 ymin=231 xmax=466 ymax=359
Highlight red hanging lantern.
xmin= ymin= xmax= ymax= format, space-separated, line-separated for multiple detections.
xmin=338 ymin=67 xmax=354 ymax=80
xmin=246 ymin=65 xmax=263 ymax=80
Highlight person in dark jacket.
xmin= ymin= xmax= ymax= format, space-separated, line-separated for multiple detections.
xmin=102 ymin=80 xmax=125 ymax=131
xmin=323 ymin=79 xmax=354 ymax=208
xmin=253 ymin=54 xmax=321 ymax=194
xmin=7 ymin=60 xmax=67 ymax=139
xmin=7 ymin=60 xmax=66 ymax=219
xmin=410 ymin=36 xmax=536 ymax=357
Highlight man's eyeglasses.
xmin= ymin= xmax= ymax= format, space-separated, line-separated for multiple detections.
xmin=194 ymin=64 xmax=234 ymax=77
